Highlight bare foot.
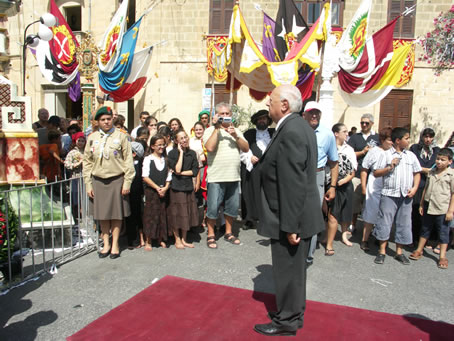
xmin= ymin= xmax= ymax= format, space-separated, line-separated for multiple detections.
xmin=342 ymin=231 xmax=353 ymax=247
xmin=182 ymin=240 xmax=194 ymax=248
xmin=160 ymin=241 xmax=167 ymax=248
xmin=175 ymin=242 xmax=185 ymax=249
xmin=100 ymin=246 xmax=111 ymax=254
xmin=144 ymin=244 xmax=152 ymax=251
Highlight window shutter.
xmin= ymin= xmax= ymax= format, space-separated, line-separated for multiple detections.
xmin=224 ymin=9 xmax=233 ymax=31
xmin=388 ymin=0 xmax=416 ymax=38
xmin=209 ymin=0 xmax=234 ymax=34
xmin=401 ymin=0 xmax=416 ymax=38
xmin=379 ymin=90 xmax=413 ymax=132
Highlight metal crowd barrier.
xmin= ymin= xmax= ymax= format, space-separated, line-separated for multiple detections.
xmin=0 ymin=175 xmax=98 ymax=290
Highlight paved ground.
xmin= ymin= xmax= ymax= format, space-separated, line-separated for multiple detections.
xmin=1 ymin=221 xmax=453 ymax=340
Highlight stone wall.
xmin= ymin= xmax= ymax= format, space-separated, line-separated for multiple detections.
xmin=2 ymin=0 xmax=453 ymax=144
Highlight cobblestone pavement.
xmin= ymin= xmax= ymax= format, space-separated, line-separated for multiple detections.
xmin=1 ymin=221 xmax=453 ymax=340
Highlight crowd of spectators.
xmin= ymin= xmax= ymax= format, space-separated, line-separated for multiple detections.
xmin=31 ymin=103 xmax=454 ymax=268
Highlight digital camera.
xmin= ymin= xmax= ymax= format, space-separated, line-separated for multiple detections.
xmin=218 ymin=117 xmax=232 ymax=124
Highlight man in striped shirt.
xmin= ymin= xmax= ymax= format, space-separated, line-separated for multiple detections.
xmin=203 ymin=102 xmax=250 ymax=249
xmin=373 ymin=127 xmax=421 ymax=265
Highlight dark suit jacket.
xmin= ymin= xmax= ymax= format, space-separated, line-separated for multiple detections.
xmin=256 ymin=113 xmax=324 ymax=240
xmin=241 ymin=128 xmax=275 ymax=221
xmin=243 ymin=128 xmax=275 ymax=159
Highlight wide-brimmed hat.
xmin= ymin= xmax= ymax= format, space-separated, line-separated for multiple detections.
xmin=251 ymin=109 xmax=271 ymax=125
xmin=94 ymin=106 xmax=113 ymax=120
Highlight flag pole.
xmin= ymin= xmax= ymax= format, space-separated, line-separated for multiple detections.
xmin=230 ymin=0 xmax=240 ymax=106
xmin=315 ymin=41 xmax=326 ymax=102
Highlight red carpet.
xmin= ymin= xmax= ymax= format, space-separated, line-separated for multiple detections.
xmin=68 ymin=275 xmax=453 ymax=340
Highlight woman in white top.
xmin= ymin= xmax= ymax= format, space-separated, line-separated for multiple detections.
xmin=142 ymin=134 xmax=172 ymax=251
xmin=359 ymin=127 xmax=393 ymax=251
xmin=325 ymin=123 xmax=358 ymax=256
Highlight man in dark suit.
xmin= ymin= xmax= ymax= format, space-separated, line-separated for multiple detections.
xmin=254 ymin=84 xmax=325 ymax=336
xmin=241 ymin=110 xmax=275 ymax=229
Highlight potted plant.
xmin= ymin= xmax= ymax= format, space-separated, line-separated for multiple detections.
xmin=0 ymin=196 xmax=20 ymax=281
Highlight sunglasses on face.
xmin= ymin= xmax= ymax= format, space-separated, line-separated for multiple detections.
xmin=360 ymin=121 xmax=370 ymax=126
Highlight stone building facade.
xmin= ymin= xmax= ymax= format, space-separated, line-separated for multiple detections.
xmin=1 ymin=0 xmax=453 ymax=144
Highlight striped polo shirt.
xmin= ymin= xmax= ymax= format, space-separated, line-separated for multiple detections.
xmin=376 ymin=146 xmax=422 ymax=197
xmin=203 ymin=126 xmax=244 ymax=183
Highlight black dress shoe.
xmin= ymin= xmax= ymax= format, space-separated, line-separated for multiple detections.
xmin=98 ymin=251 xmax=110 ymax=258
xmin=254 ymin=323 xmax=296 ymax=336
xmin=109 ymin=253 xmax=120 ymax=259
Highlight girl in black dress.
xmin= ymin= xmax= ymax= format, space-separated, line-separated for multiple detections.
xmin=142 ymin=134 xmax=172 ymax=251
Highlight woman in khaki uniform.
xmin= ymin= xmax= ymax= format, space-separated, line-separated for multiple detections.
xmin=83 ymin=106 xmax=135 ymax=259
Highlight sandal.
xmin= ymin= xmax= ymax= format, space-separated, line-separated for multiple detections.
xmin=438 ymin=258 xmax=448 ymax=269
xmin=207 ymin=236 xmax=217 ymax=249
xmin=409 ymin=250 xmax=423 ymax=260
xmin=433 ymin=246 xmax=441 ymax=255
xmin=224 ymin=233 xmax=240 ymax=245
xmin=360 ymin=241 xmax=370 ymax=252
xmin=325 ymin=249 xmax=335 ymax=256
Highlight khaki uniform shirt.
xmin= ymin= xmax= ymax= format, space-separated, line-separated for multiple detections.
xmin=83 ymin=128 xmax=135 ymax=192
xmin=424 ymin=168 xmax=454 ymax=215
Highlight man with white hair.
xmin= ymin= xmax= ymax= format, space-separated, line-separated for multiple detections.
xmin=203 ymin=102 xmax=249 ymax=249
xmin=348 ymin=113 xmax=380 ymax=231
xmin=254 ymin=85 xmax=324 ymax=336
xmin=303 ymin=101 xmax=339 ymax=259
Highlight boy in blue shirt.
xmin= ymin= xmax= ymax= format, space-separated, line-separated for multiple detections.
xmin=373 ymin=127 xmax=421 ymax=265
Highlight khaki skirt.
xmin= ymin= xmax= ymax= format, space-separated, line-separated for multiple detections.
xmin=92 ymin=175 xmax=131 ymax=220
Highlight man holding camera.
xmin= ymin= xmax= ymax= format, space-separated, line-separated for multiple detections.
xmin=203 ymin=102 xmax=249 ymax=249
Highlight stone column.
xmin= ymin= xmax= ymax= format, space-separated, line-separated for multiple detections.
xmin=319 ymin=33 xmax=340 ymax=128
xmin=82 ymin=83 xmax=96 ymax=133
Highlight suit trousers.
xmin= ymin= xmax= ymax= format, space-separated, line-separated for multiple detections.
xmin=271 ymin=232 xmax=311 ymax=330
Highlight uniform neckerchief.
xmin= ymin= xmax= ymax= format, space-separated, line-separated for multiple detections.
xmin=99 ymin=127 xmax=115 ymax=160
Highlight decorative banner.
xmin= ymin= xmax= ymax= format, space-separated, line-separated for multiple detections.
xmin=98 ymin=0 xmax=129 ymax=73
xmin=224 ymin=4 xmax=327 ymax=94
xmin=393 ymin=39 xmax=415 ymax=87
xmin=337 ymin=0 xmax=372 ymax=72
xmin=98 ymin=17 xmax=143 ymax=93
xmin=49 ymin=0 xmax=79 ymax=74
xmin=206 ymin=35 xmax=229 ymax=82
xmin=101 ymin=46 xmax=154 ymax=102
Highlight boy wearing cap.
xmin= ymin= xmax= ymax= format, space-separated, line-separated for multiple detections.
xmin=126 ymin=142 xmax=145 ymax=249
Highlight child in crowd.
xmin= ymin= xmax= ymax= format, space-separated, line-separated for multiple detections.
xmin=64 ymin=132 xmax=85 ymax=177
xmin=64 ymin=132 xmax=86 ymax=224
xmin=40 ymin=129 xmax=64 ymax=182
xmin=142 ymin=134 xmax=172 ymax=251
xmin=189 ymin=122 xmax=207 ymax=226
xmin=359 ymin=127 xmax=393 ymax=251
xmin=324 ymin=123 xmax=357 ymax=256
xmin=126 ymin=142 xmax=145 ymax=250
xmin=167 ymin=130 xmax=199 ymax=249
xmin=409 ymin=148 xmax=454 ymax=269
xmin=158 ymin=126 xmax=174 ymax=154
xmin=373 ymin=127 xmax=422 ymax=265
